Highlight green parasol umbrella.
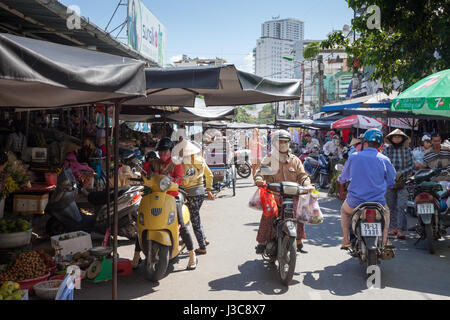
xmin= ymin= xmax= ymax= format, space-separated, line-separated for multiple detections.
xmin=391 ymin=69 xmax=450 ymax=117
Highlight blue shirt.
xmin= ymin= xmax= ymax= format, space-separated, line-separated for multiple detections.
xmin=338 ymin=147 xmax=396 ymax=208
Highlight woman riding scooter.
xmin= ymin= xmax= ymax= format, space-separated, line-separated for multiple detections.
xmin=132 ymin=137 xmax=197 ymax=270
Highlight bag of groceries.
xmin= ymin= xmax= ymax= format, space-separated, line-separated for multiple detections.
xmin=260 ymin=187 xmax=278 ymax=218
xmin=296 ymin=189 xmax=324 ymax=225
xmin=248 ymin=188 xmax=263 ymax=211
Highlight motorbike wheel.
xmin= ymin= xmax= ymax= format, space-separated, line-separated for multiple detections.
xmin=319 ymin=173 xmax=327 ymax=189
xmin=278 ymin=236 xmax=297 ymax=286
xmin=46 ymin=217 xmax=66 ymax=237
xmin=367 ymin=249 xmax=378 ymax=267
xmin=144 ymin=240 xmax=170 ymax=282
xmin=236 ymin=163 xmax=251 ymax=179
xmin=424 ymin=224 xmax=436 ymax=254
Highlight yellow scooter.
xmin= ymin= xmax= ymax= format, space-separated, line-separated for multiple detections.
xmin=133 ymin=168 xmax=194 ymax=281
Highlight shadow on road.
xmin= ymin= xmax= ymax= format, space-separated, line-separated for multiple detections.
xmin=208 ymin=259 xmax=301 ymax=295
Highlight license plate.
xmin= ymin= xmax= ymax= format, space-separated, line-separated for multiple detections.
xmin=361 ymin=223 xmax=382 ymax=237
xmin=417 ymin=203 xmax=434 ymax=215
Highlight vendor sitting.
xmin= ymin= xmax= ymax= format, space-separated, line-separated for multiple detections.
xmin=64 ymin=152 xmax=95 ymax=188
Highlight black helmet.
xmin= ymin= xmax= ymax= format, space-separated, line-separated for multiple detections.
xmin=156 ymin=137 xmax=174 ymax=151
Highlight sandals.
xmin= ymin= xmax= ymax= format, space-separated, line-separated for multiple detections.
xmin=388 ymin=230 xmax=398 ymax=236
xmin=255 ymin=244 xmax=265 ymax=254
xmin=186 ymin=258 xmax=198 ymax=270
xmin=195 ymin=248 xmax=207 ymax=255
xmin=340 ymin=243 xmax=351 ymax=250
xmin=396 ymin=234 xmax=406 ymax=240
xmin=132 ymin=257 xmax=142 ymax=270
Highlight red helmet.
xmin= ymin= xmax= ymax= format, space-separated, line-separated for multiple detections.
xmin=328 ymin=131 xmax=336 ymax=136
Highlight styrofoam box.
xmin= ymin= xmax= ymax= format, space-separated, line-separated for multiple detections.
xmin=51 ymin=231 xmax=92 ymax=256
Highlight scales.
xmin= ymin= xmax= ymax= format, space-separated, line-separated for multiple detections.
xmin=86 ymin=246 xmax=113 ymax=283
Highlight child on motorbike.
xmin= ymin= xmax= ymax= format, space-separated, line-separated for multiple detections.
xmin=132 ymin=137 xmax=198 ymax=270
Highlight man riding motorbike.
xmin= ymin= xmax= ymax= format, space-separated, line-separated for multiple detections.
xmin=254 ymin=130 xmax=312 ymax=254
xmin=338 ymin=128 xmax=396 ymax=249
xmin=132 ymin=137 xmax=197 ymax=270
xmin=304 ymin=134 xmax=320 ymax=152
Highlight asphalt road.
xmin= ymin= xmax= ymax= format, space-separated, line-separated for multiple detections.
xmin=74 ymin=177 xmax=450 ymax=300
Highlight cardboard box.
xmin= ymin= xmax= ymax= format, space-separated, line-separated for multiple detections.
xmin=13 ymin=193 xmax=49 ymax=215
xmin=51 ymin=231 xmax=92 ymax=257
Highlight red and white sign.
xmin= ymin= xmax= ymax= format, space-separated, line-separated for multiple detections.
xmin=332 ymin=115 xmax=386 ymax=130
xmin=388 ymin=118 xmax=418 ymax=130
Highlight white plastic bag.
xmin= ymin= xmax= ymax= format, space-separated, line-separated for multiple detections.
xmin=296 ymin=190 xmax=324 ymax=225
xmin=248 ymin=188 xmax=263 ymax=211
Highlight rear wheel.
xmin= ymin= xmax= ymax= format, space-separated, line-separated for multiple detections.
xmin=424 ymin=224 xmax=436 ymax=254
xmin=278 ymin=236 xmax=297 ymax=286
xmin=144 ymin=240 xmax=170 ymax=281
xmin=319 ymin=173 xmax=328 ymax=189
xmin=236 ymin=163 xmax=251 ymax=178
xmin=367 ymin=249 xmax=378 ymax=267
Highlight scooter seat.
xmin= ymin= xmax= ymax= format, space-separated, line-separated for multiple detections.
xmin=88 ymin=187 xmax=128 ymax=206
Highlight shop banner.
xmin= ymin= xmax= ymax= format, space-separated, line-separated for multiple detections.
xmin=388 ymin=118 xmax=418 ymax=130
xmin=127 ymin=0 xmax=167 ymax=67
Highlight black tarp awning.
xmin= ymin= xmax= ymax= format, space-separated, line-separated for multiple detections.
xmin=276 ymin=114 xmax=345 ymax=129
xmin=0 ymin=33 xmax=146 ymax=107
xmin=205 ymin=121 xmax=274 ymax=129
xmin=122 ymin=65 xmax=301 ymax=107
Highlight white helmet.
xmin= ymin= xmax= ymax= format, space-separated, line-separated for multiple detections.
xmin=271 ymin=130 xmax=291 ymax=145
xmin=421 ymin=134 xmax=431 ymax=142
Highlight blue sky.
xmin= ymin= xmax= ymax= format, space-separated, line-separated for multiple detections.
xmin=60 ymin=0 xmax=354 ymax=71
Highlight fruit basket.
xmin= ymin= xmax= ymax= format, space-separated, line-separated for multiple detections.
xmin=17 ymin=272 xmax=50 ymax=294
xmin=33 ymin=279 xmax=63 ymax=300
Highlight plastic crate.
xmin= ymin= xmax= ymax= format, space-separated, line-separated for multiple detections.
xmin=51 ymin=231 xmax=92 ymax=257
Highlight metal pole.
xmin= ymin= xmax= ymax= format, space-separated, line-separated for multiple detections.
xmin=105 ymin=105 xmax=111 ymax=235
xmin=112 ymin=102 xmax=120 ymax=300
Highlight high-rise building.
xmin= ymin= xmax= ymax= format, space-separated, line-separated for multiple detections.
xmin=254 ymin=18 xmax=304 ymax=80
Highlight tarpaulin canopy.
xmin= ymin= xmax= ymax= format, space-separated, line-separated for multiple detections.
xmin=277 ymin=114 xmax=345 ymax=129
xmin=120 ymin=98 xmax=235 ymax=123
xmin=0 ymin=33 xmax=146 ymax=107
xmin=122 ymin=65 xmax=301 ymax=107
xmin=321 ymin=91 xmax=398 ymax=112
xmin=205 ymin=122 xmax=274 ymax=129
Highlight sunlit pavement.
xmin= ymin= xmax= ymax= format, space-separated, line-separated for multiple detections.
xmin=74 ymin=177 xmax=450 ymax=300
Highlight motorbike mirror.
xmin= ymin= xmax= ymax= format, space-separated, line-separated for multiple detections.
xmin=259 ymin=165 xmax=273 ymax=176
xmin=335 ymin=164 xmax=344 ymax=171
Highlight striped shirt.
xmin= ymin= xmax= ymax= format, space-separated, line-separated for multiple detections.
xmin=382 ymin=145 xmax=414 ymax=177
xmin=423 ymin=145 xmax=450 ymax=169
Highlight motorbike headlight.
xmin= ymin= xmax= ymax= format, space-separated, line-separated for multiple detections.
xmin=159 ymin=176 xmax=172 ymax=191
xmin=168 ymin=211 xmax=176 ymax=225
xmin=138 ymin=213 xmax=144 ymax=225
xmin=282 ymin=185 xmax=299 ymax=196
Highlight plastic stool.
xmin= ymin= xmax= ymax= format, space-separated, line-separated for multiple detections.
xmin=117 ymin=258 xmax=133 ymax=276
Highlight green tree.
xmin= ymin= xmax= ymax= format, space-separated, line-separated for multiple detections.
xmin=232 ymin=105 xmax=255 ymax=123
xmin=321 ymin=0 xmax=450 ymax=93
xmin=303 ymin=41 xmax=321 ymax=60
xmin=257 ymin=104 xmax=275 ymax=124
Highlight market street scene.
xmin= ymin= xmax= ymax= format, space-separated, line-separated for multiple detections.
xmin=0 ymin=0 xmax=449 ymax=304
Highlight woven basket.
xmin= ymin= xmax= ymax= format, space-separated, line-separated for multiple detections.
xmin=33 ymin=280 xmax=63 ymax=300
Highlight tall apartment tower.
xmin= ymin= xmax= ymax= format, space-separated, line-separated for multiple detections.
xmin=255 ymin=18 xmax=304 ymax=80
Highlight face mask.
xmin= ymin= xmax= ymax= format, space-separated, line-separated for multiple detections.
xmin=278 ymin=141 xmax=290 ymax=153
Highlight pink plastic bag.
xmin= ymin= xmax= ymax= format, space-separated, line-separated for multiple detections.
xmin=296 ymin=191 xmax=324 ymax=225
xmin=248 ymin=188 xmax=263 ymax=211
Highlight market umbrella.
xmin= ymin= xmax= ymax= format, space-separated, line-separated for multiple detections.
xmin=331 ymin=115 xmax=386 ymax=130
xmin=0 ymin=33 xmax=146 ymax=107
xmin=122 ymin=65 xmax=301 ymax=107
xmin=391 ymin=69 xmax=450 ymax=117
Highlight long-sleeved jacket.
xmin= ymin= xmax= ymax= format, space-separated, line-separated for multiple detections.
xmin=254 ymin=152 xmax=311 ymax=186
xmin=181 ymin=154 xmax=213 ymax=191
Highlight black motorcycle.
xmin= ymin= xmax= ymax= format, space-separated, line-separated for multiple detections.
xmin=234 ymin=149 xmax=252 ymax=179
xmin=260 ymin=179 xmax=310 ymax=286
xmin=346 ymin=202 xmax=394 ymax=270
xmin=45 ymin=167 xmax=143 ymax=239
xmin=406 ymin=167 xmax=450 ymax=254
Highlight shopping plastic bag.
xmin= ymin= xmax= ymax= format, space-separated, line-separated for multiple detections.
xmin=296 ymin=190 xmax=324 ymax=225
xmin=260 ymin=187 xmax=278 ymax=218
xmin=248 ymin=188 xmax=263 ymax=211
